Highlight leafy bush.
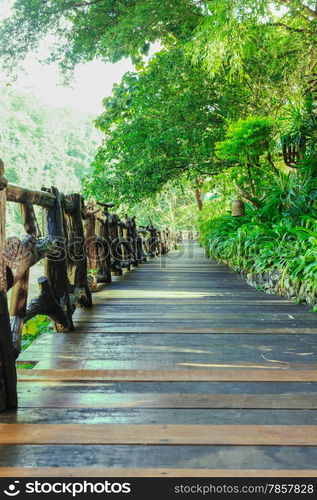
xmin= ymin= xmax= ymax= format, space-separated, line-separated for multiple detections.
xmin=200 ymin=207 xmax=317 ymax=297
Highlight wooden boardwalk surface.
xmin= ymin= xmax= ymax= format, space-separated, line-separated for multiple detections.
xmin=1 ymin=240 xmax=317 ymax=477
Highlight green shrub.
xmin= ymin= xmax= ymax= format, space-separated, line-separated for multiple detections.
xmin=21 ymin=315 xmax=53 ymax=352
xmin=200 ymin=207 xmax=317 ymax=296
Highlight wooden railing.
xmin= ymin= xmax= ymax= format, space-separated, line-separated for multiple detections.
xmin=0 ymin=159 xmax=178 ymax=411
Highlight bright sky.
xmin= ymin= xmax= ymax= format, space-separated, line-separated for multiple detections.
xmin=11 ymin=57 xmax=135 ymax=114
xmin=0 ymin=1 xmax=134 ymax=114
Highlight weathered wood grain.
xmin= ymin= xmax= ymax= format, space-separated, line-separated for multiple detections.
xmin=3 ymin=408 xmax=317 ymax=425
xmin=1 ymin=444 xmax=317 ymax=469
xmin=1 ymin=468 xmax=317 ymax=477
xmin=0 ymin=424 xmax=316 ymax=445
xmin=16 ymin=392 xmax=317 ymax=409
xmin=16 ymin=369 xmax=317 ymax=382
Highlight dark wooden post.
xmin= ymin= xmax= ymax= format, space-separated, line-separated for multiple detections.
xmin=110 ymin=214 xmax=123 ymax=276
xmin=0 ymin=159 xmax=17 ymax=411
xmin=148 ymin=225 xmax=159 ymax=257
xmin=136 ymin=229 xmax=144 ymax=263
xmin=96 ymin=202 xmax=114 ymax=284
xmin=43 ymin=187 xmax=73 ymax=332
xmin=64 ymin=194 xmax=92 ymax=307
xmin=126 ymin=215 xmax=139 ymax=266
xmin=83 ymin=201 xmax=99 ymax=291
xmin=10 ymin=202 xmax=40 ymax=357
xmin=101 ymin=212 xmax=113 ymax=284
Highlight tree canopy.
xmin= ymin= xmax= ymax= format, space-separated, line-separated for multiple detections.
xmin=1 ymin=0 xmax=316 ymax=208
xmin=1 ymin=0 xmax=316 ymax=302
xmin=86 ymin=46 xmax=248 ymax=204
xmin=0 ymin=0 xmax=202 ymax=70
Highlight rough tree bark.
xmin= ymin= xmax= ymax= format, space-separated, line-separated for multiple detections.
xmin=0 ymin=159 xmax=17 ymax=411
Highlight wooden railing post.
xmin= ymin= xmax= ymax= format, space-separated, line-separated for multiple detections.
xmin=43 ymin=187 xmax=73 ymax=332
xmin=0 ymin=159 xmax=17 ymax=411
xmin=127 ymin=215 xmax=139 ymax=266
xmin=110 ymin=214 xmax=123 ymax=276
xmin=96 ymin=202 xmax=113 ymax=284
xmin=0 ymin=153 xmax=176 ymax=412
xmin=64 ymin=194 xmax=92 ymax=307
xmin=10 ymin=202 xmax=40 ymax=357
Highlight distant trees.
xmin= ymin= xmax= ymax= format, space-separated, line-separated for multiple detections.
xmin=0 ymin=87 xmax=99 ymax=233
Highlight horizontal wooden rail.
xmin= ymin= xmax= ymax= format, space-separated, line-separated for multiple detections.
xmin=0 ymin=158 xmax=188 ymax=412
xmin=6 ymin=184 xmax=75 ymax=213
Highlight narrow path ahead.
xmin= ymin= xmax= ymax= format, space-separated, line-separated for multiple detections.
xmin=1 ymin=241 xmax=317 ymax=476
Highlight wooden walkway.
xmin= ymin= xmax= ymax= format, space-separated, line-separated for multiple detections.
xmin=1 ymin=240 xmax=317 ymax=477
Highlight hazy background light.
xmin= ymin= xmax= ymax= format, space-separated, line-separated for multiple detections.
xmin=0 ymin=1 xmax=134 ymax=114
xmin=5 ymin=56 xmax=135 ymax=114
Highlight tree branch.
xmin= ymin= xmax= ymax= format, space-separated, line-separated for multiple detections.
xmin=72 ymin=0 xmax=103 ymax=6
xmin=234 ymin=181 xmax=262 ymax=209
xmin=42 ymin=0 xmax=104 ymax=15
xmin=267 ymin=152 xmax=280 ymax=176
xmin=269 ymin=22 xmax=314 ymax=34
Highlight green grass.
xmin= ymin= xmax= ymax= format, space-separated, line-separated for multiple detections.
xmin=16 ymin=362 xmax=37 ymax=369
xmin=21 ymin=315 xmax=53 ymax=353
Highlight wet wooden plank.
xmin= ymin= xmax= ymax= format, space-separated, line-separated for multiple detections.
xmin=73 ymin=327 xmax=317 ymax=333
xmin=15 ymin=392 xmax=317 ymax=410
xmin=22 ymin=327 xmax=317 ymax=334
xmin=1 ymin=468 xmax=317 ymax=477
xmin=3 ymin=408 xmax=317 ymax=425
xmin=0 ymin=424 xmax=316 ymax=445
xmin=75 ymin=311 xmax=316 ymax=320
xmin=1 ymin=444 xmax=317 ymax=469
xmin=17 ymin=369 xmax=317 ymax=382
xmin=16 ymin=381 xmax=317 ymax=394
xmin=17 ymin=333 xmax=317 ymax=372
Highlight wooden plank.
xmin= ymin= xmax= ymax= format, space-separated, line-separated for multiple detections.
xmin=0 ymin=424 xmax=316 ymax=445
xmin=1 ymin=444 xmax=316 ymax=469
xmin=17 ymin=334 xmax=317 ymax=371
xmin=1 ymin=468 xmax=317 ymax=477
xmin=15 ymin=392 xmax=317 ymax=409
xmin=16 ymin=380 xmax=317 ymax=394
xmin=17 ymin=369 xmax=317 ymax=382
xmin=74 ymin=311 xmax=316 ymax=319
xmin=73 ymin=327 xmax=317 ymax=333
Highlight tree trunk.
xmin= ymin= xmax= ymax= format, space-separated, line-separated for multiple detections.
xmin=195 ymin=177 xmax=203 ymax=211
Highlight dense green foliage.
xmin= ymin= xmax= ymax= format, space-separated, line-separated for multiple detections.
xmin=86 ymin=48 xmax=245 ymax=204
xmin=200 ymin=204 xmax=317 ymax=294
xmin=117 ymin=180 xmax=199 ymax=230
xmin=0 ymin=0 xmax=201 ymax=70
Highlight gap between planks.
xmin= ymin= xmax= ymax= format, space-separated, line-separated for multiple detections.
xmin=0 ymin=424 xmax=316 ymax=446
